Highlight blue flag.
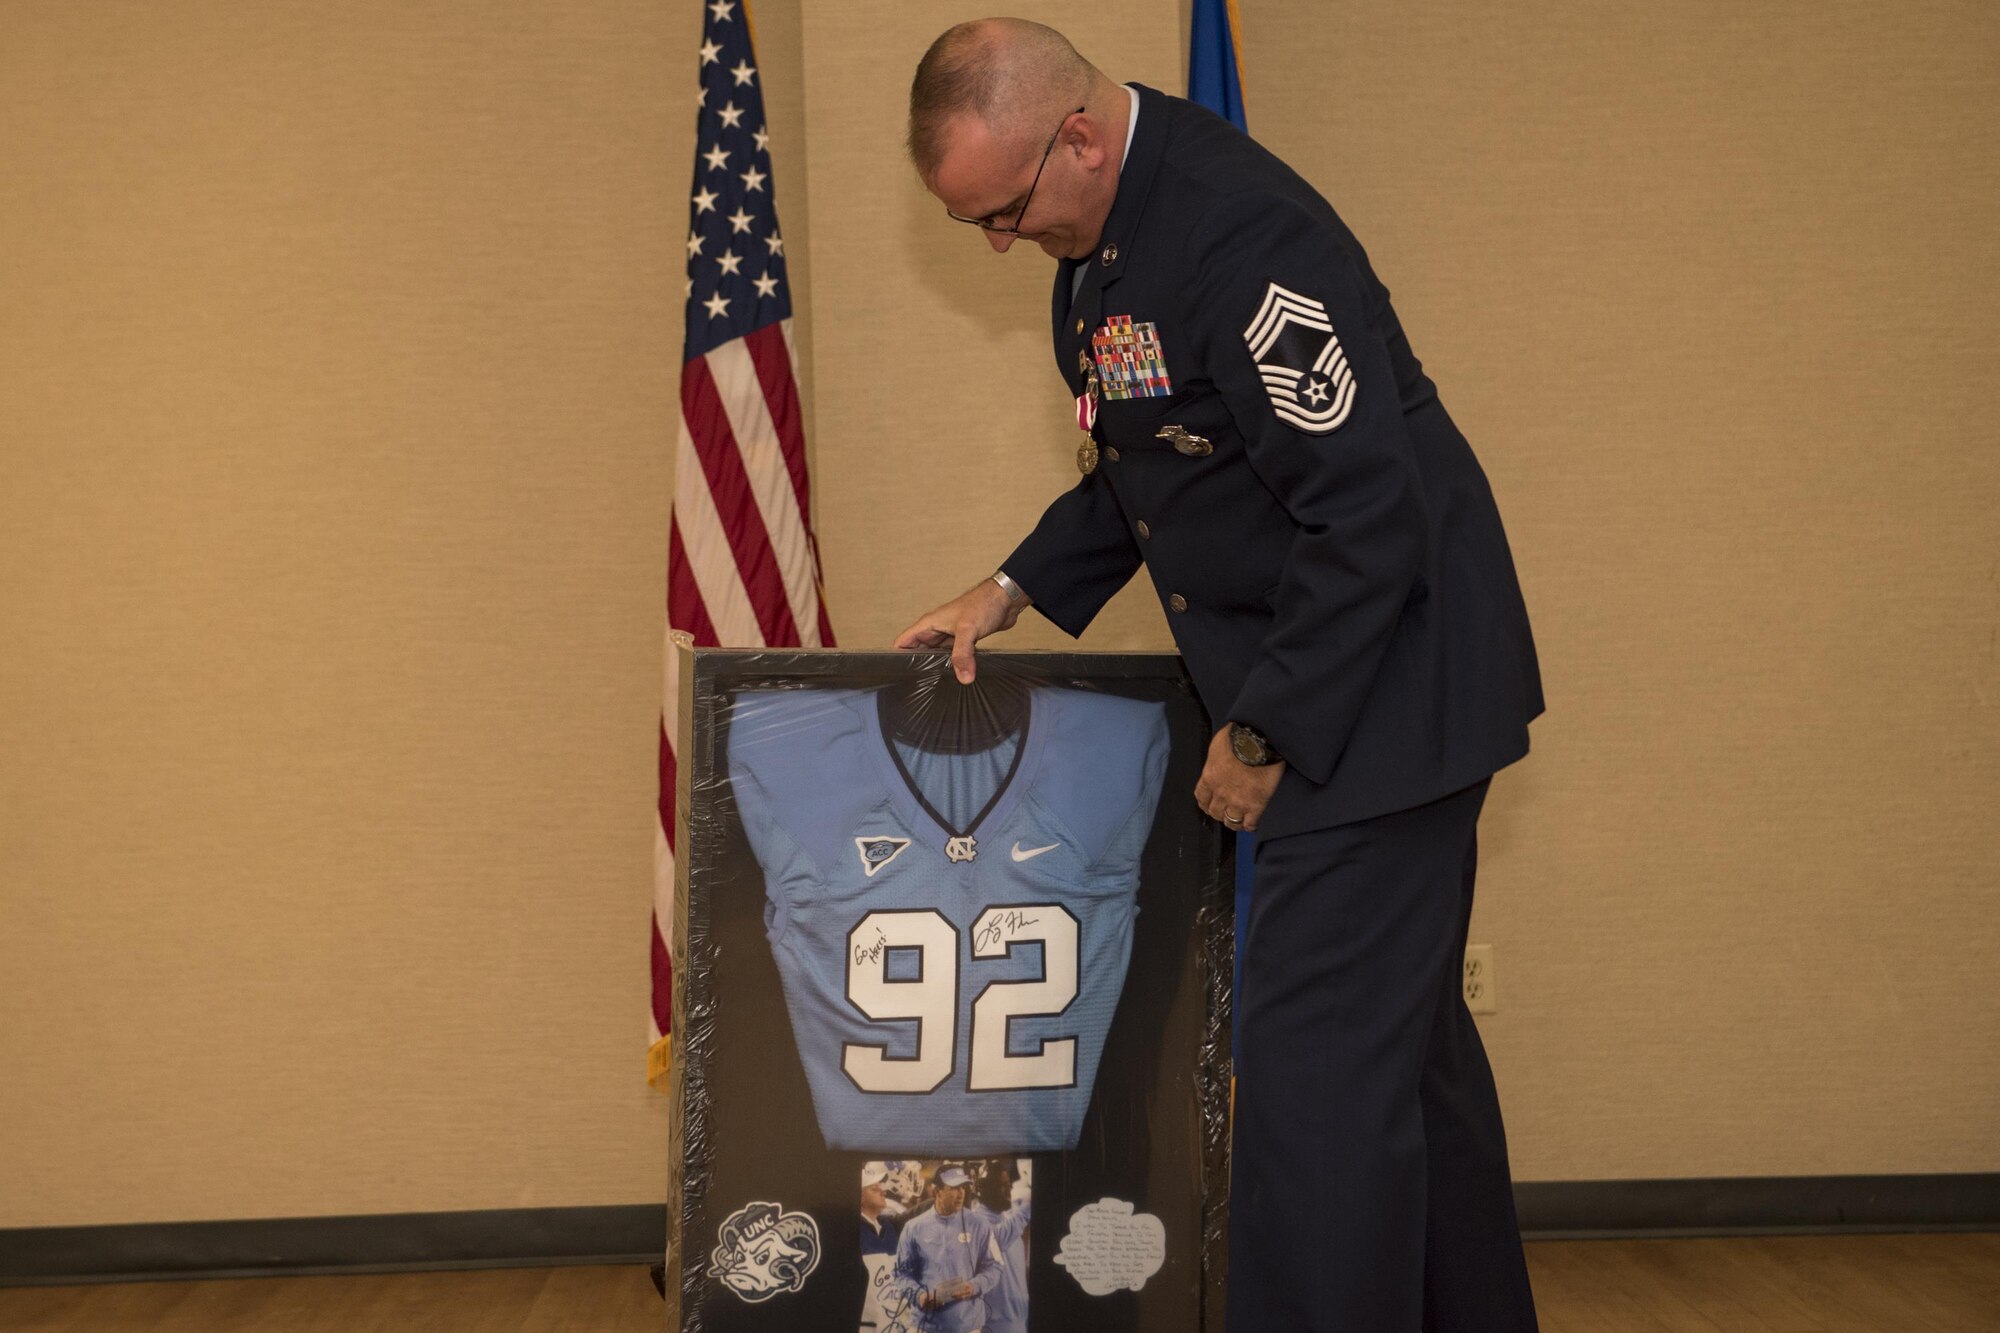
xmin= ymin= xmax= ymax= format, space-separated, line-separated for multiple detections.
xmin=1188 ymin=0 xmax=1247 ymax=132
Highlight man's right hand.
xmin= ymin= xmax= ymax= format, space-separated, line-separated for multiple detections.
xmin=893 ymin=578 xmax=1027 ymax=684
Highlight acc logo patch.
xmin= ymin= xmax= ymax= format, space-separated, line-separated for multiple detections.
xmin=711 ymin=1201 xmax=821 ymax=1303
xmin=1242 ymin=282 xmax=1356 ymax=435
xmin=855 ymin=835 xmax=911 ymax=878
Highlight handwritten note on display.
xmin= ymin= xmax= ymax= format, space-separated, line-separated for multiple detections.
xmin=1053 ymin=1197 xmax=1167 ymax=1296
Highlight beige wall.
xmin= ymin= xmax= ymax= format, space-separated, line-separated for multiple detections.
xmin=1225 ymin=0 xmax=2000 ymax=1177
xmin=0 ymin=0 xmax=741 ymax=1228
xmin=1 ymin=0 xmax=1994 ymax=1229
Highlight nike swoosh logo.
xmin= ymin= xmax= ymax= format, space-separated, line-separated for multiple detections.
xmin=1010 ymin=842 xmax=1060 ymax=862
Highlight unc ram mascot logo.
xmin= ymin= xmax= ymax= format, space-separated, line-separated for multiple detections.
xmin=711 ymin=1201 xmax=821 ymax=1303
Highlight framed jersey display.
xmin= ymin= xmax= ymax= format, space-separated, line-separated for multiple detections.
xmin=664 ymin=648 xmax=1231 ymax=1333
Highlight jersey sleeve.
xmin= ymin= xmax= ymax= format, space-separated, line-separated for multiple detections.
xmin=1030 ymin=691 xmax=1170 ymax=867
xmin=723 ymin=689 xmax=873 ymax=943
xmin=1183 ymin=191 xmax=1429 ymax=785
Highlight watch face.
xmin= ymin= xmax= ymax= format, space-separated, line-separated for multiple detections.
xmin=1230 ymin=726 xmax=1267 ymax=765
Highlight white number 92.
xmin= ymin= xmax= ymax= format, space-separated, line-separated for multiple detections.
xmin=842 ymin=905 xmax=1080 ymax=1094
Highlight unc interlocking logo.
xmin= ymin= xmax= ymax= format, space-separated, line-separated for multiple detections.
xmin=1242 ymin=281 xmax=1357 ymax=435
xmin=710 ymin=1201 xmax=821 ymax=1303
xmin=944 ymin=835 xmax=978 ymax=863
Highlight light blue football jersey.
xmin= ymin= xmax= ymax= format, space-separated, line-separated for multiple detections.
xmin=725 ymin=686 xmax=1170 ymax=1155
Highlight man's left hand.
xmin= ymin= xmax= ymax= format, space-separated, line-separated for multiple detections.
xmin=1194 ymin=726 xmax=1285 ymax=833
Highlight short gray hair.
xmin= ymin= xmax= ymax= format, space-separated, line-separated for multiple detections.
xmin=907 ymin=19 xmax=1094 ymax=178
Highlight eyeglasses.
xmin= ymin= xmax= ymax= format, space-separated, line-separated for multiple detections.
xmin=944 ymin=105 xmax=1086 ymax=236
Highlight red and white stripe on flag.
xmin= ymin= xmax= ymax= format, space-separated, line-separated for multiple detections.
xmin=651 ymin=0 xmax=832 ymax=1087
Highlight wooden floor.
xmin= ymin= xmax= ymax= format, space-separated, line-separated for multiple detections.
xmin=1 ymin=1234 xmax=1994 ymax=1331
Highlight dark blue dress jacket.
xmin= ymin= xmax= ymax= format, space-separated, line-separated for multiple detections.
xmin=1005 ymin=84 xmax=1544 ymax=838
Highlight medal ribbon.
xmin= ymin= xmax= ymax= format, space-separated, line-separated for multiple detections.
xmin=1076 ymin=363 xmax=1099 ymax=432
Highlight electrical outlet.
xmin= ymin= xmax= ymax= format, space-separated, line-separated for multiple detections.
xmin=1463 ymin=944 xmax=1496 ymax=1014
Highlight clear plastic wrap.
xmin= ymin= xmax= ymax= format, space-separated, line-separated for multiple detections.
xmin=666 ymin=647 xmax=1232 ymax=1332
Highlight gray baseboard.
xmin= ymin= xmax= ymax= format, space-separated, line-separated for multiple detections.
xmin=3 ymin=1175 xmax=1995 ymax=1286
xmin=0 ymin=1205 xmax=666 ymax=1287
xmin=1515 ymin=1172 xmax=2000 ymax=1240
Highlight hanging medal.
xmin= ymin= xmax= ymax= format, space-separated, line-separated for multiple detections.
xmin=1075 ymin=352 xmax=1100 ymax=475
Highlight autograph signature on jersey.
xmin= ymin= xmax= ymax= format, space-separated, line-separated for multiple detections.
xmin=852 ymin=926 xmax=892 ymax=969
xmin=972 ymin=909 xmax=1043 ymax=952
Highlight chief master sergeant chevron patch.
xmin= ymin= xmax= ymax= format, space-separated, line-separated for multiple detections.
xmin=1242 ymin=281 xmax=1358 ymax=435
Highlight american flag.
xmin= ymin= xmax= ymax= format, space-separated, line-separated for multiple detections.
xmin=650 ymin=0 xmax=834 ymax=1085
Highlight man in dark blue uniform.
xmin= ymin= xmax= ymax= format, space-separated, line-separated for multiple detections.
xmin=896 ymin=18 xmax=1544 ymax=1332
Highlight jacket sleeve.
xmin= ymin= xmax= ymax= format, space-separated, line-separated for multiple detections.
xmin=893 ymin=1221 xmax=924 ymax=1286
xmin=968 ymin=1219 xmax=1004 ymax=1296
xmin=1188 ymin=191 xmax=1428 ymax=785
xmin=886 ymin=1223 xmax=928 ymax=1314
xmin=1002 ymin=467 xmax=1143 ymax=638
xmin=989 ymin=1197 xmax=1031 ymax=1248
